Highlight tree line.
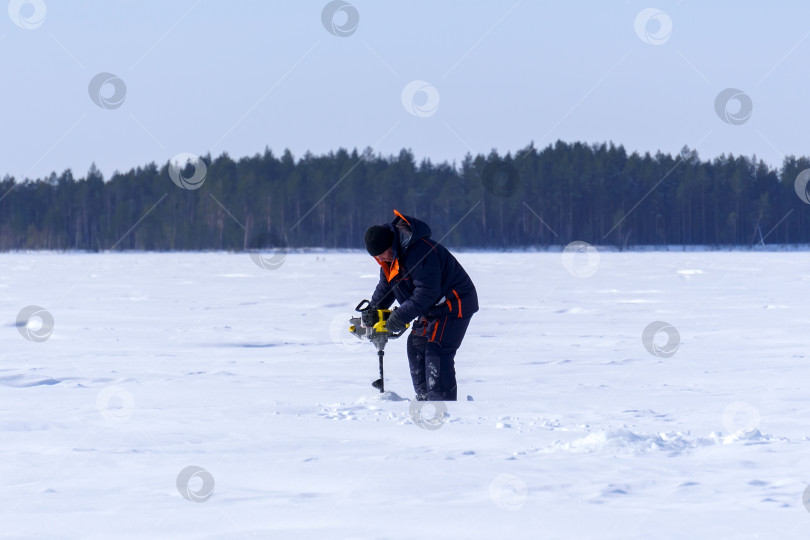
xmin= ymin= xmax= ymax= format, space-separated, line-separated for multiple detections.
xmin=1 ymin=140 xmax=809 ymax=251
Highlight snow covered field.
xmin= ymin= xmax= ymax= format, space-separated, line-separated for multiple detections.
xmin=3 ymin=250 xmax=810 ymax=539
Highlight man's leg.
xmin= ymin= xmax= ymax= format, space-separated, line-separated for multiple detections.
xmin=424 ymin=316 xmax=472 ymax=401
xmin=407 ymin=323 xmax=428 ymax=399
xmin=425 ymin=343 xmax=457 ymax=401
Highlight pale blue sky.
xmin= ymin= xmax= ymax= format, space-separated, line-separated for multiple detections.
xmin=2 ymin=0 xmax=808 ymax=180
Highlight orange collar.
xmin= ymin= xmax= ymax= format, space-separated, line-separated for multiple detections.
xmin=376 ymin=257 xmax=401 ymax=283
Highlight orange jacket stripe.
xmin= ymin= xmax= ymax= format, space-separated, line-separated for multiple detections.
xmin=430 ymin=320 xmax=439 ymax=341
xmin=421 ymin=238 xmax=438 ymax=254
xmin=452 ymin=289 xmax=462 ymax=318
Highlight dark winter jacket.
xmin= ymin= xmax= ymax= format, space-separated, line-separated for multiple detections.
xmin=370 ymin=211 xmax=478 ymax=323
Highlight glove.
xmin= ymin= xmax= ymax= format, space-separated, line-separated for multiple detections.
xmin=386 ymin=310 xmax=408 ymax=333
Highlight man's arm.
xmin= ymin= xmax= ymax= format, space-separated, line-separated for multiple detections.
xmin=393 ymin=244 xmax=441 ymax=322
xmin=370 ymin=269 xmax=395 ymax=309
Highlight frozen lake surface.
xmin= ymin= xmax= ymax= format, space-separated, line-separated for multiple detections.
xmin=3 ymin=250 xmax=810 ymax=539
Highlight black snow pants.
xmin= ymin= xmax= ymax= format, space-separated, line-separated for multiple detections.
xmin=407 ymin=315 xmax=472 ymax=401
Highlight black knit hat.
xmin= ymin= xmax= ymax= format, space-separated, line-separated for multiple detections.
xmin=364 ymin=225 xmax=393 ymax=256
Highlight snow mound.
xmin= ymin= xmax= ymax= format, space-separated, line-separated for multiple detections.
xmin=0 ymin=374 xmax=61 ymax=387
xmin=718 ymin=428 xmax=780 ymax=445
xmin=362 ymin=391 xmax=408 ymax=402
xmin=544 ymin=429 xmax=705 ymax=455
xmin=319 ymin=393 xmax=411 ymax=422
xmin=535 ymin=427 xmax=784 ymax=456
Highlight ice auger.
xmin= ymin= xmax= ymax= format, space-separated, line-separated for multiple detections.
xmin=348 ymin=299 xmax=409 ymax=393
